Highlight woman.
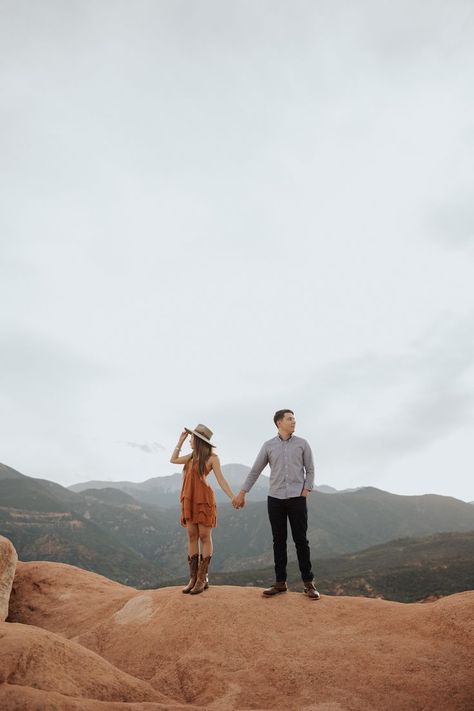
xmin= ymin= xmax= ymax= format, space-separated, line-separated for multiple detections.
xmin=170 ymin=423 xmax=234 ymax=594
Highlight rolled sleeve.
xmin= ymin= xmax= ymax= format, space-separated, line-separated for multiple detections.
xmin=303 ymin=441 xmax=315 ymax=490
xmin=241 ymin=444 xmax=269 ymax=492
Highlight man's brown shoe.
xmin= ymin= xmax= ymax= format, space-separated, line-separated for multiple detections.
xmin=303 ymin=581 xmax=321 ymax=600
xmin=263 ymin=582 xmax=288 ymax=596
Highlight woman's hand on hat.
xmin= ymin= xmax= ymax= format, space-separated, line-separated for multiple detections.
xmin=178 ymin=431 xmax=188 ymax=445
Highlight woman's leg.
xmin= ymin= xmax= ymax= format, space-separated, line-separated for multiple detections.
xmin=197 ymin=524 xmax=213 ymax=558
xmin=183 ymin=522 xmax=200 ymax=593
xmin=190 ymin=524 xmax=213 ymax=594
xmin=186 ymin=522 xmax=199 ymax=557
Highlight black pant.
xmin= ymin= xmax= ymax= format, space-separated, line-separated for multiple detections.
xmin=267 ymin=495 xmax=314 ymax=583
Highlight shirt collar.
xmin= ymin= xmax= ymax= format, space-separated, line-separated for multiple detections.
xmin=277 ymin=433 xmax=293 ymax=442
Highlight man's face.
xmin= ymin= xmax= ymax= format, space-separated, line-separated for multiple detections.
xmin=278 ymin=412 xmax=296 ymax=435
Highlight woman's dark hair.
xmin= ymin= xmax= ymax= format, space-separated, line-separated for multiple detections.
xmin=273 ymin=409 xmax=294 ymax=426
xmin=192 ymin=436 xmax=213 ymax=479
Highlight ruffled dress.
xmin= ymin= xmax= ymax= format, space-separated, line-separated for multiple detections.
xmin=180 ymin=457 xmax=217 ymax=528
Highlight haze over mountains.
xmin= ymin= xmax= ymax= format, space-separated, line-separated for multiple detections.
xmin=69 ymin=463 xmax=340 ymax=506
xmin=2 ymin=461 xmax=474 ymax=602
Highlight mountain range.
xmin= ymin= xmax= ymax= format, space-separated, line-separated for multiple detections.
xmin=1 ymin=461 xmax=474 ymax=600
xmin=68 ymin=464 xmax=340 ymax=506
xmin=199 ymin=530 xmax=474 ymax=602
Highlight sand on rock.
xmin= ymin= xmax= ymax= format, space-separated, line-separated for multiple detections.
xmin=0 ymin=535 xmax=17 ymax=622
xmin=6 ymin=557 xmax=474 ymax=710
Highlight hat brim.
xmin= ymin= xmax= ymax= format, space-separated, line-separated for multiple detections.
xmin=185 ymin=427 xmax=216 ymax=447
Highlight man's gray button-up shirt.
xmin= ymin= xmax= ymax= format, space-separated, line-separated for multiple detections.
xmin=241 ymin=434 xmax=315 ymax=500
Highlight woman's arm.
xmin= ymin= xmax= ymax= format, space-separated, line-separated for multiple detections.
xmin=170 ymin=431 xmax=192 ymax=464
xmin=209 ymin=454 xmax=234 ymax=500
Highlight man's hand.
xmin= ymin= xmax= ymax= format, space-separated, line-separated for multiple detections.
xmin=232 ymin=491 xmax=246 ymax=509
xmin=301 ymin=489 xmax=311 ymax=497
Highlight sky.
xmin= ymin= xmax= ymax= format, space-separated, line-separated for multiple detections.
xmin=1 ymin=0 xmax=474 ymax=501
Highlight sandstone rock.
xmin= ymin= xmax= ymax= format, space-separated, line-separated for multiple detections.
xmin=8 ymin=560 xmax=135 ymax=635
xmin=0 ymin=621 xmax=165 ymax=703
xmin=0 ymin=684 xmax=201 ymax=711
xmin=7 ymin=560 xmax=474 ymax=710
xmin=0 ymin=535 xmax=17 ymax=621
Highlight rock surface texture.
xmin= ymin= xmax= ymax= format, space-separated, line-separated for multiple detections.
xmin=0 ymin=535 xmax=17 ymax=622
xmin=1 ymin=553 xmax=473 ymax=710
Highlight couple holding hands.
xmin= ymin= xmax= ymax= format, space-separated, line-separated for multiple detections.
xmin=170 ymin=409 xmax=320 ymax=600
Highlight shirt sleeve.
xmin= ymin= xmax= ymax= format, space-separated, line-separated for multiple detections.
xmin=241 ymin=444 xmax=269 ymax=492
xmin=303 ymin=440 xmax=315 ymax=490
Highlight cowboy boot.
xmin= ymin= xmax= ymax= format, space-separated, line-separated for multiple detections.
xmin=200 ymin=554 xmax=210 ymax=590
xmin=190 ymin=555 xmax=211 ymax=595
xmin=182 ymin=554 xmax=199 ymax=594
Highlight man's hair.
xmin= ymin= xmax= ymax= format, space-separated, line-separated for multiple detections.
xmin=273 ymin=409 xmax=294 ymax=427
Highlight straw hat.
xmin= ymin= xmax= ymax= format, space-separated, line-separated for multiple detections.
xmin=185 ymin=424 xmax=215 ymax=447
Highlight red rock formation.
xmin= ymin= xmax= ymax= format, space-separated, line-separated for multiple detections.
xmin=3 ymin=549 xmax=474 ymax=710
xmin=0 ymin=622 xmax=164 ymax=703
xmin=0 ymin=535 xmax=17 ymax=622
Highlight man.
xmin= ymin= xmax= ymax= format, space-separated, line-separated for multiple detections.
xmin=232 ymin=409 xmax=320 ymax=600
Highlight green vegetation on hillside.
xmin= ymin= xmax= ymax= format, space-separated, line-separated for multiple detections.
xmin=2 ymin=463 xmax=474 ymax=599
xmin=198 ymin=531 xmax=474 ymax=602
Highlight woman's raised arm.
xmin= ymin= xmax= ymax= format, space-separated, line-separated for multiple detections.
xmin=170 ymin=431 xmax=192 ymax=464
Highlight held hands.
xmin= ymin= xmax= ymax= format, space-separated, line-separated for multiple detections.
xmin=232 ymin=491 xmax=246 ymax=509
xmin=301 ymin=489 xmax=311 ymax=497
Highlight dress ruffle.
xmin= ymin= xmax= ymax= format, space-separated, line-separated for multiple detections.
xmin=180 ymin=459 xmax=217 ymax=528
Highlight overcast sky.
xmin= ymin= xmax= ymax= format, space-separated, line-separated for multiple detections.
xmin=1 ymin=1 xmax=474 ymax=501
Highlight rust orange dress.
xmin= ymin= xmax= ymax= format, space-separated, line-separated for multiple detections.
xmin=180 ymin=457 xmax=217 ymax=528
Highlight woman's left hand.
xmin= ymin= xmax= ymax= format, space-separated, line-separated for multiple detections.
xmin=178 ymin=430 xmax=189 ymax=445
